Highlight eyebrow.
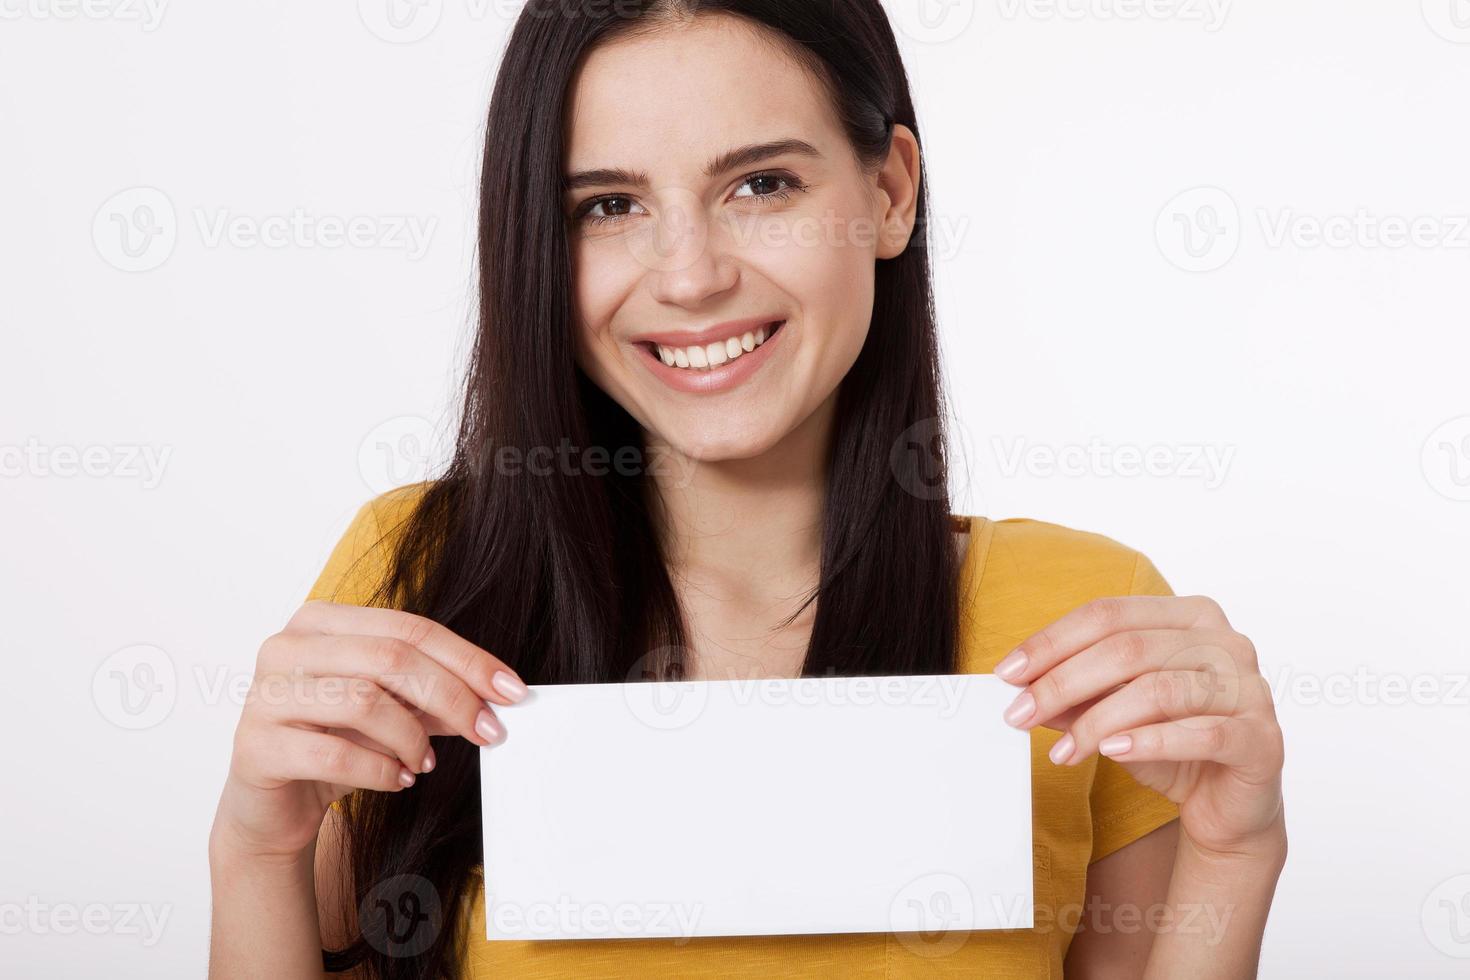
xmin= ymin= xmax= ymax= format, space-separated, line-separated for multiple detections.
xmin=562 ymin=138 xmax=822 ymax=193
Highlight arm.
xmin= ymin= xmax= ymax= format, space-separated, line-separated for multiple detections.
xmin=207 ymin=820 xmax=327 ymax=979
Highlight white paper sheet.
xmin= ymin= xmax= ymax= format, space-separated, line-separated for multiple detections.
xmin=479 ymin=673 xmax=1033 ymax=941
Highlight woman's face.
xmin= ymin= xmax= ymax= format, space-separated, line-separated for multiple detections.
xmin=562 ymin=14 xmax=917 ymax=462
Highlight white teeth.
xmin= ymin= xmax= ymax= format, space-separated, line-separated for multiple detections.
xmin=652 ymin=321 xmax=781 ymax=371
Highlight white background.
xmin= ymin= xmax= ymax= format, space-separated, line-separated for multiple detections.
xmin=3 ymin=1 xmax=1469 ymax=976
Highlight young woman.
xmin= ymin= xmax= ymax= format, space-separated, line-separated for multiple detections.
xmin=208 ymin=1 xmax=1287 ymax=976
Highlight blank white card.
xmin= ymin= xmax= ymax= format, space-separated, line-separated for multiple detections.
xmin=479 ymin=673 xmax=1033 ymax=941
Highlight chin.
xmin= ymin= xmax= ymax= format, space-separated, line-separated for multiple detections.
xmin=656 ymin=413 xmax=791 ymax=463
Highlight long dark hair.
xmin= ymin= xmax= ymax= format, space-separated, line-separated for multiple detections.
xmin=325 ymin=0 xmax=960 ymax=975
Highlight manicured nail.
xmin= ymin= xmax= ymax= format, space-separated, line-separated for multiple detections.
xmin=398 ymin=768 xmax=416 ymax=788
xmin=476 ymin=709 xmax=504 ymax=745
xmin=492 ymin=671 xmax=529 ymax=702
xmin=1048 ymin=733 xmax=1075 ymax=765
xmin=994 ymin=650 xmax=1028 ymax=684
xmin=1003 ymin=691 xmax=1036 ymax=727
xmin=421 ymin=749 xmax=436 ymax=773
xmin=1099 ymin=735 xmax=1132 ymax=757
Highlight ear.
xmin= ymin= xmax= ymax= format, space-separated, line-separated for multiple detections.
xmin=873 ymin=123 xmax=922 ymax=260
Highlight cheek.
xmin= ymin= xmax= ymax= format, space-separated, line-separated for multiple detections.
xmin=748 ymin=204 xmax=877 ymax=362
xmin=570 ymin=245 xmax=634 ymax=375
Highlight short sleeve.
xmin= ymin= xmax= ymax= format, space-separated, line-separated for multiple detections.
xmin=306 ymin=486 xmax=426 ymax=607
xmin=1087 ymin=551 xmax=1182 ymax=863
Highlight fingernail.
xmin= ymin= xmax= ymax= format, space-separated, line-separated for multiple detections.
xmin=1099 ymin=735 xmax=1132 ymax=757
xmin=421 ymin=749 xmax=436 ymax=773
xmin=398 ymin=768 xmax=416 ymax=788
xmin=994 ymin=650 xmax=1028 ymax=683
xmin=476 ymin=709 xmax=504 ymax=745
xmin=1003 ymin=691 xmax=1036 ymax=727
xmin=1049 ymin=733 xmax=1075 ymax=765
xmin=492 ymin=670 xmax=529 ymax=702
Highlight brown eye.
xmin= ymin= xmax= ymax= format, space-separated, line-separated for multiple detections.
xmin=732 ymin=171 xmax=806 ymax=202
xmin=577 ymin=195 xmax=647 ymax=226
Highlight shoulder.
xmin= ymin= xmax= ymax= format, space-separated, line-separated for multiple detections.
xmin=953 ymin=515 xmax=1174 ymax=669
xmin=305 ymin=481 xmax=434 ymax=605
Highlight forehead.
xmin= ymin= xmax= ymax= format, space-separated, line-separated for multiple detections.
xmin=563 ymin=14 xmax=842 ymax=176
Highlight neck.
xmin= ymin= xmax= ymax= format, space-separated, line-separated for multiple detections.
xmin=646 ymin=395 xmax=833 ymax=599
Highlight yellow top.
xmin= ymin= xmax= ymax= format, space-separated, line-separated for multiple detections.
xmin=309 ymin=485 xmax=1180 ymax=979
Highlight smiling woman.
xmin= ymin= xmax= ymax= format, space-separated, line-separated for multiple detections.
xmin=206 ymin=1 xmax=1286 ymax=978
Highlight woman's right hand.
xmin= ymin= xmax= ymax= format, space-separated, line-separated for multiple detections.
xmin=210 ymin=600 xmax=529 ymax=862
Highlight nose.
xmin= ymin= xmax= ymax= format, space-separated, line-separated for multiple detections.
xmin=641 ymin=194 xmax=739 ymax=309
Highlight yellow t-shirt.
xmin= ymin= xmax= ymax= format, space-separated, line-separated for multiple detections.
xmin=309 ymin=485 xmax=1180 ymax=979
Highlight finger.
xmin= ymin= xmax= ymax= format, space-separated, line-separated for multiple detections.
xmin=993 ymin=595 xmax=1229 ymax=686
xmin=1049 ymin=670 xmax=1238 ymax=766
xmin=255 ymin=676 xmax=435 ymax=774
xmin=260 ymin=632 xmax=507 ymax=747
xmin=289 ymin=602 xmax=528 ymax=706
xmin=1096 ymin=717 xmax=1285 ymax=783
xmin=237 ymin=724 xmax=416 ymax=793
xmin=1007 ymin=630 xmax=1244 ymax=730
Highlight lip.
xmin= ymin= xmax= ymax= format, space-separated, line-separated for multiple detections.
xmin=629 ymin=316 xmax=785 ymax=348
xmin=633 ymin=318 xmax=789 ymax=394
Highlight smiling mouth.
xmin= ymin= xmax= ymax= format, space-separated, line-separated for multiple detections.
xmin=637 ymin=320 xmax=786 ymax=371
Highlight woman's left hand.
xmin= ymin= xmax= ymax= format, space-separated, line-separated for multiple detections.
xmin=994 ymin=594 xmax=1286 ymax=859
